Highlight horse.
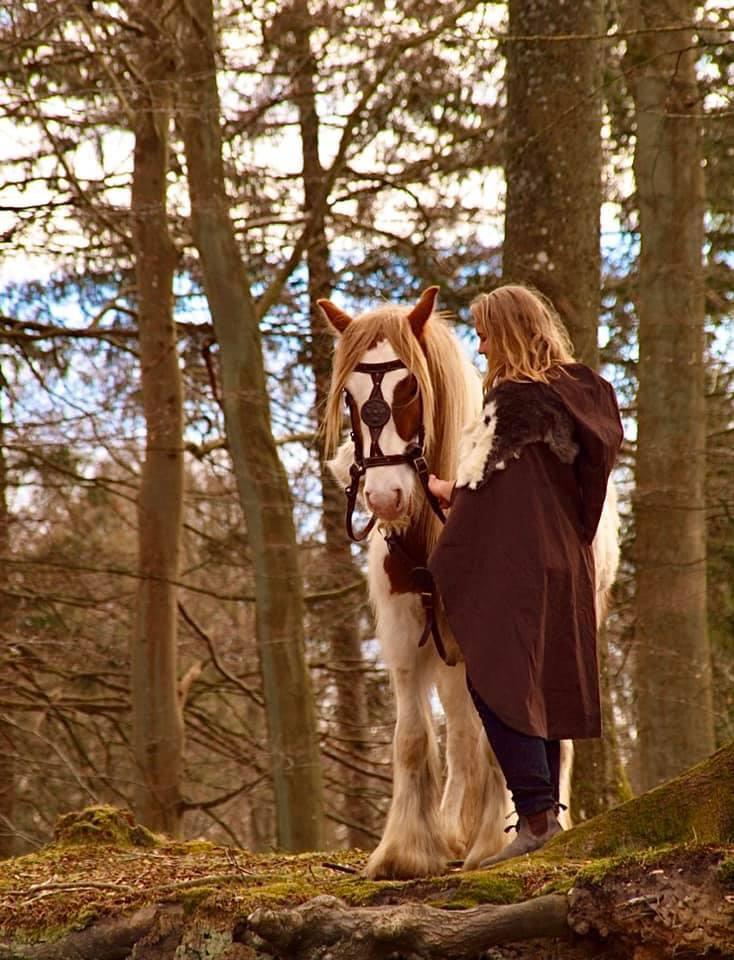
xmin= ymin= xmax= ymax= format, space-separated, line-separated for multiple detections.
xmin=319 ymin=286 xmax=619 ymax=879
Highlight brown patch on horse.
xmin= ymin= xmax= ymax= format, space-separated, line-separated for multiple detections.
xmin=384 ymin=525 xmax=428 ymax=595
xmin=392 ymin=374 xmax=422 ymax=441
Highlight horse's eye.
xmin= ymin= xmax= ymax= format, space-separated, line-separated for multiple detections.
xmin=393 ymin=389 xmax=420 ymax=409
xmin=392 ymin=375 xmax=419 ymax=409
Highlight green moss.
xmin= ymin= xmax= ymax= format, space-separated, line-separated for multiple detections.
xmin=248 ymin=878 xmax=319 ymax=906
xmin=552 ymin=743 xmax=734 ymax=860
xmin=617 ymin=766 xmax=635 ymax=805
xmin=434 ymin=872 xmax=525 ymax=908
xmin=177 ymin=886 xmax=219 ymax=915
xmin=717 ymin=856 xmax=734 ymax=888
xmin=69 ymin=906 xmax=103 ymax=931
xmin=4 ymin=796 xmax=733 ymax=954
xmin=53 ymin=805 xmax=160 ymax=849
xmin=332 ymin=878 xmax=407 ymax=906
xmin=574 ymin=845 xmax=688 ymax=885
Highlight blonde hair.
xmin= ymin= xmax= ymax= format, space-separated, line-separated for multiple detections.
xmin=471 ymin=284 xmax=575 ymax=389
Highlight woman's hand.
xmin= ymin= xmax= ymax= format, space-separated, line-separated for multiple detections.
xmin=428 ymin=474 xmax=456 ymax=510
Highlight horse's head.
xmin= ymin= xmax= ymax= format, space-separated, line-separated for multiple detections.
xmin=320 ymin=288 xmax=441 ymax=532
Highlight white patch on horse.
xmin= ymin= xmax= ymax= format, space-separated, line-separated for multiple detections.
xmin=345 ymin=340 xmax=420 ymax=521
xmin=326 ymin=440 xmax=353 ymax=489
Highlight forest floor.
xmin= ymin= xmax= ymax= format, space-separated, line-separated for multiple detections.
xmin=0 ymin=807 xmax=732 ymax=959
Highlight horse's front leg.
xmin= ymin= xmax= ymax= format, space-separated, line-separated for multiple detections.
xmin=434 ymin=659 xmax=487 ymax=858
xmin=434 ymin=661 xmax=511 ymax=868
xmin=365 ymin=589 xmax=450 ymax=878
xmin=366 ymin=639 xmax=450 ymax=879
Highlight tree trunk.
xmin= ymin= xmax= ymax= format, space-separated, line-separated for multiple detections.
xmin=503 ymin=0 xmax=603 ymax=364
xmin=285 ymin=0 xmax=373 ymax=848
xmin=625 ymin=1 xmax=715 ymax=791
xmin=572 ymin=626 xmax=632 ymax=823
xmin=553 ymin=739 xmax=734 ymax=857
xmin=0 ymin=385 xmax=16 ymax=858
xmin=503 ymin=0 xmax=626 ymax=817
xmin=129 ymin=6 xmax=184 ymax=837
xmin=176 ymin=0 xmax=324 ymax=851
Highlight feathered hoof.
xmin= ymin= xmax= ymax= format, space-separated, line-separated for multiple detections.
xmin=364 ymin=842 xmax=448 ymax=880
xmin=441 ymin=824 xmax=467 ymax=859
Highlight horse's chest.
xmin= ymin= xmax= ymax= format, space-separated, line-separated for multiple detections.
xmin=382 ymin=528 xmax=429 ymax=595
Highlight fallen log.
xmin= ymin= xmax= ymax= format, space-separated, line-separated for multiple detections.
xmin=248 ymin=892 xmax=569 ymax=959
xmin=0 ymin=744 xmax=733 ymax=959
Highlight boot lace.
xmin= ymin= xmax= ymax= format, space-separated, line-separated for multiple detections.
xmin=504 ymin=810 xmax=519 ymax=834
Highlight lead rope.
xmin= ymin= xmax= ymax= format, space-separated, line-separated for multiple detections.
xmin=384 ymin=531 xmax=448 ymax=663
xmin=340 ymin=359 xmax=448 ymax=657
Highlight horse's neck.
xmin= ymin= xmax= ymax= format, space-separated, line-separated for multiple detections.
xmin=411 ymin=347 xmax=480 ymax=556
xmin=373 ymin=332 xmax=480 ymax=561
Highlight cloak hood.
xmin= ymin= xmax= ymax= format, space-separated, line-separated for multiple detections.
xmin=546 ymin=364 xmax=623 ymax=542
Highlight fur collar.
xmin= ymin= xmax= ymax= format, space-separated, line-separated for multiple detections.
xmin=456 ymin=380 xmax=578 ymax=490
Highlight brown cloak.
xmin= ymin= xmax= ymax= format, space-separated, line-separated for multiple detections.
xmin=428 ymin=363 xmax=623 ymax=741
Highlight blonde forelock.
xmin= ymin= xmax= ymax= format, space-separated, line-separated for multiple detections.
xmin=324 ymin=305 xmax=435 ymax=459
xmin=324 ymin=302 xmax=478 ymax=551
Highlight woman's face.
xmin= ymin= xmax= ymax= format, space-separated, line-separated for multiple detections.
xmin=473 ymin=313 xmax=489 ymax=357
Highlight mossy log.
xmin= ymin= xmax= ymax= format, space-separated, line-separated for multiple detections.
xmin=551 ymin=740 xmax=734 ymax=859
xmin=0 ymin=744 xmax=733 ymax=960
xmin=248 ymin=893 xmax=570 ymax=958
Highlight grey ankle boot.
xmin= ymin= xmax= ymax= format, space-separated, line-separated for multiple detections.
xmin=479 ymin=809 xmax=563 ymax=867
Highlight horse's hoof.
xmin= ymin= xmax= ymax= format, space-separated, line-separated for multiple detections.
xmin=364 ymin=847 xmax=447 ymax=880
xmin=442 ymin=830 xmax=466 ymax=859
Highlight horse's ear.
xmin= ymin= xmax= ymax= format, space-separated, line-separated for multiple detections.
xmin=317 ymin=299 xmax=353 ymax=335
xmin=407 ymin=286 xmax=439 ymax=340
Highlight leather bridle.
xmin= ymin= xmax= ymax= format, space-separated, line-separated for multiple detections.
xmin=340 ymin=355 xmax=449 ymax=663
xmin=342 ymin=357 xmax=446 ymax=542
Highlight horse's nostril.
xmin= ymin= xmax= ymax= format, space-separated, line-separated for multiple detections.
xmin=394 ymin=489 xmax=402 ymax=509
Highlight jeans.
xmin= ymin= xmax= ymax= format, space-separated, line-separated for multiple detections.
xmin=467 ymin=676 xmax=561 ymax=817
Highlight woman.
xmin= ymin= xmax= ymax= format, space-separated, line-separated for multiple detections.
xmin=427 ymin=284 xmax=623 ymax=865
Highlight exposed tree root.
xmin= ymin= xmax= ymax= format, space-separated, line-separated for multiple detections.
xmin=245 ymin=847 xmax=733 ymax=960
xmin=5 ymin=848 xmax=729 ymax=960
xmin=248 ymin=892 xmax=569 ymax=958
xmin=0 ymin=906 xmax=170 ymax=960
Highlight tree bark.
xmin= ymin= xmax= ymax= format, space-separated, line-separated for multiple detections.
xmin=572 ymin=626 xmax=632 ymax=823
xmin=0 ymin=906 xmax=167 ymax=960
xmin=176 ymin=0 xmax=324 ymax=851
xmin=0 ymin=381 xmax=16 ymax=858
xmin=625 ymin=0 xmax=715 ymax=791
xmin=502 ymin=0 xmax=626 ymax=817
xmin=502 ymin=0 xmax=603 ymax=364
xmin=552 ymin=739 xmax=734 ymax=857
xmin=249 ymin=894 xmax=570 ymax=959
xmin=130 ymin=5 xmax=184 ymax=837
xmin=285 ymin=0 xmax=373 ymax=848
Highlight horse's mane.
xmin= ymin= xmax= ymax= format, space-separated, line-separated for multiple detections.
xmin=325 ymin=304 xmax=481 ymax=552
